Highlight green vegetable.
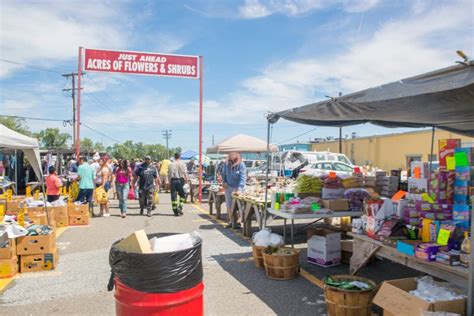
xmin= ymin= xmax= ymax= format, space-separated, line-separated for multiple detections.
xmin=324 ymin=276 xmax=373 ymax=291
xmin=296 ymin=175 xmax=323 ymax=194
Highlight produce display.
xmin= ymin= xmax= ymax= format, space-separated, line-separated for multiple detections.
xmin=263 ymin=246 xmax=298 ymax=256
xmin=296 ymin=175 xmax=322 ymax=194
xmin=324 ymin=276 xmax=374 ymax=291
xmin=344 ymin=188 xmax=370 ymax=212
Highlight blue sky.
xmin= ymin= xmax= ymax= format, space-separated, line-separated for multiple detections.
xmin=0 ymin=0 xmax=472 ymax=151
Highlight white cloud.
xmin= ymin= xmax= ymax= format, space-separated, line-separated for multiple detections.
xmin=239 ymin=0 xmax=272 ymax=19
xmin=237 ymin=0 xmax=379 ymax=19
xmin=0 ymin=0 xmax=129 ymax=78
xmin=224 ymin=0 xmax=472 ymax=120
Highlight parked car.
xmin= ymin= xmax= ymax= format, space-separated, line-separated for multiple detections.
xmin=279 ymin=150 xmax=354 ymax=176
xmin=300 ymin=161 xmax=354 ymax=177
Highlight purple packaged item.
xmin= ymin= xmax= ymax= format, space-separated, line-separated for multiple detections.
xmin=415 ymin=243 xmax=440 ymax=261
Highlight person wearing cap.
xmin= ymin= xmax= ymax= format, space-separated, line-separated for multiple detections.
xmin=133 ymin=156 xmax=159 ymax=217
xmin=168 ymin=152 xmax=188 ymax=216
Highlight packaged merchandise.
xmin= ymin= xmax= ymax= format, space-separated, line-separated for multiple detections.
xmin=408 ymin=178 xmax=428 ymax=194
xmin=415 ymin=243 xmax=440 ymax=261
xmin=438 ymin=139 xmax=461 ymax=168
xmin=307 ymin=229 xmax=341 ymax=267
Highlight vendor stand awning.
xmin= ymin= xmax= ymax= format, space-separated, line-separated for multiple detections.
xmin=265 ymin=62 xmax=474 ymax=314
xmin=0 ymin=124 xmax=43 ymax=179
xmin=207 ymin=134 xmax=278 ymax=154
xmin=181 ymin=150 xmax=198 ymax=160
xmin=269 ymin=64 xmax=474 ymax=137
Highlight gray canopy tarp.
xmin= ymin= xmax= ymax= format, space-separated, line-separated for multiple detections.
xmin=269 ymin=64 xmax=474 ymax=136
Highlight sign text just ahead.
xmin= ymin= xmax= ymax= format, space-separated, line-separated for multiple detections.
xmin=84 ymin=48 xmax=199 ymax=79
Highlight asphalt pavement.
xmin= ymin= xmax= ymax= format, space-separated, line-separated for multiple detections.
xmin=0 ymin=194 xmax=329 ymax=316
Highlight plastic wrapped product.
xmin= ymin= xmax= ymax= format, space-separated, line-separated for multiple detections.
xmin=108 ymin=233 xmax=203 ymax=293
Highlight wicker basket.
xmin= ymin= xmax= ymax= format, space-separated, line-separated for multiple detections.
xmin=251 ymin=244 xmax=265 ymax=269
xmin=324 ymin=275 xmax=377 ymax=316
xmin=262 ymin=248 xmax=300 ymax=280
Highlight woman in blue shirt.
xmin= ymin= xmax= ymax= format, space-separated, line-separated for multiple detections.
xmin=221 ymin=152 xmax=246 ymax=228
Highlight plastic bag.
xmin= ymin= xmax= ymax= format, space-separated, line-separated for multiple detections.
xmin=96 ymin=186 xmax=108 ymax=204
xmin=127 ymin=189 xmax=135 ymax=200
xmin=252 ymin=228 xmax=284 ymax=247
xmin=149 ymin=232 xmax=201 ymax=253
xmin=153 ymin=192 xmax=160 ymax=204
xmin=108 ymin=233 xmax=203 ymax=293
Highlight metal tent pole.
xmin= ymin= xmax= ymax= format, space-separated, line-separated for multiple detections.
xmin=429 ymin=126 xmax=435 ymax=175
xmin=263 ymin=120 xmax=271 ymax=229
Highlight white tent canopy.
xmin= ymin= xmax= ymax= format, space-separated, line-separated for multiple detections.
xmin=0 ymin=124 xmax=43 ymax=179
xmin=206 ymin=134 xmax=278 ymax=154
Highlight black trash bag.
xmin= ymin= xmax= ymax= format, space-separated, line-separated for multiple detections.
xmin=108 ymin=233 xmax=203 ymax=293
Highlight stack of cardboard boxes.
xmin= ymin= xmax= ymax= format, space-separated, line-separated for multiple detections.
xmin=67 ymin=203 xmax=90 ymax=226
xmin=0 ymin=239 xmax=19 ymax=278
xmin=17 ymin=230 xmax=58 ymax=273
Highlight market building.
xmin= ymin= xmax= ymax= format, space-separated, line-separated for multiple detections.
xmin=310 ymin=129 xmax=474 ymax=170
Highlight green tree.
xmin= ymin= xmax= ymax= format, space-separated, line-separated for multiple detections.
xmin=81 ymin=138 xmax=94 ymax=152
xmin=35 ymin=128 xmax=71 ymax=149
xmin=94 ymin=142 xmax=105 ymax=152
xmin=0 ymin=117 xmax=31 ymax=136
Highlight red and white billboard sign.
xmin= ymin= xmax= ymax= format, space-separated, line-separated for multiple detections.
xmin=84 ymin=48 xmax=199 ymax=79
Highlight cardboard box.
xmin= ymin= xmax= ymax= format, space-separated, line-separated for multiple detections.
xmin=0 ymin=256 xmax=19 ymax=278
xmin=322 ymin=199 xmax=349 ymax=211
xmin=439 ymin=139 xmax=461 ymax=168
xmin=307 ymin=229 xmax=341 ymax=267
xmin=28 ymin=214 xmax=49 ymax=226
xmin=341 ymin=240 xmax=353 ymax=264
xmin=410 ymin=161 xmax=429 ymax=179
xmin=20 ymin=247 xmax=58 ymax=273
xmin=374 ymin=278 xmax=466 ymax=316
xmin=408 ymin=178 xmax=428 ymax=194
xmin=68 ymin=215 xmax=89 ymax=226
xmin=51 ymin=206 xmax=68 ymax=218
xmin=396 ymin=240 xmax=421 ymax=256
xmin=55 ymin=216 xmax=69 ymax=227
xmin=321 ymin=188 xmax=345 ymax=199
xmin=16 ymin=233 xmax=56 ymax=255
xmin=0 ymin=239 xmax=16 ymax=260
xmin=6 ymin=201 xmax=22 ymax=214
xmin=68 ymin=204 xmax=89 ymax=216
xmin=116 ymin=230 xmax=152 ymax=254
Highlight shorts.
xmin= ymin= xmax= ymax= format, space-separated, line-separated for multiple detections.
xmin=159 ymin=175 xmax=169 ymax=184
xmin=47 ymin=195 xmax=60 ymax=203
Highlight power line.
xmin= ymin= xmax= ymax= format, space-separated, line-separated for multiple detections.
xmin=0 ymin=114 xmax=70 ymax=123
xmin=81 ymin=122 xmax=122 ymax=144
xmin=277 ymin=127 xmax=319 ymax=144
xmin=0 ymin=58 xmax=64 ymax=74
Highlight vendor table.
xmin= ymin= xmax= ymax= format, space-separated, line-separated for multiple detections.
xmin=348 ymin=232 xmax=468 ymax=288
xmin=208 ymin=189 xmax=225 ymax=219
xmin=228 ymin=195 xmax=271 ymax=237
xmin=188 ymin=181 xmax=211 ymax=203
xmin=267 ymin=208 xmax=363 ymax=247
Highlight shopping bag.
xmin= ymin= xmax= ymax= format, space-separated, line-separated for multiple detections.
xmin=96 ymin=186 xmax=109 ymax=204
xmin=128 ymin=189 xmax=135 ymax=200
xmin=153 ymin=192 xmax=160 ymax=204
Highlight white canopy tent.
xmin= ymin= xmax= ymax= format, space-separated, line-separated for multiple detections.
xmin=207 ymin=134 xmax=278 ymax=154
xmin=0 ymin=124 xmax=43 ymax=180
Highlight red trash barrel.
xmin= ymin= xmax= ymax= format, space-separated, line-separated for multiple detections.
xmin=114 ymin=278 xmax=204 ymax=316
